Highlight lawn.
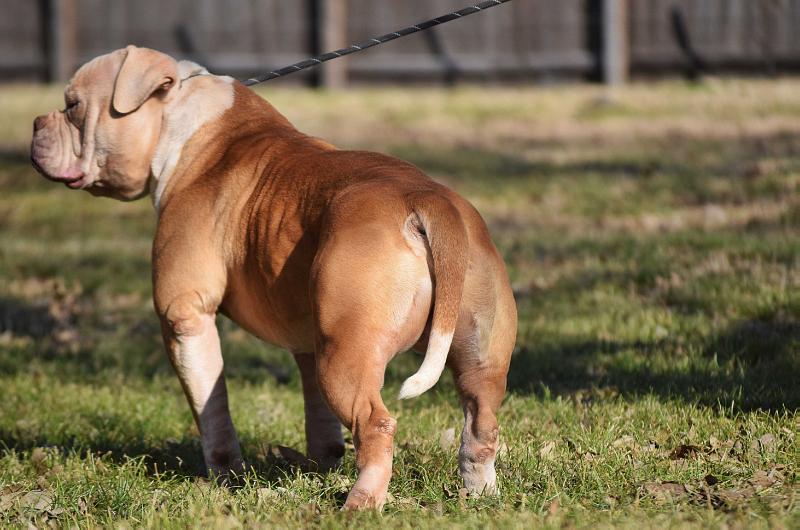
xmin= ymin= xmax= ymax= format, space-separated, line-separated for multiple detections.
xmin=0 ymin=79 xmax=798 ymax=528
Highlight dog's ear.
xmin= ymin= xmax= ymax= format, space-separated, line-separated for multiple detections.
xmin=112 ymin=45 xmax=178 ymax=115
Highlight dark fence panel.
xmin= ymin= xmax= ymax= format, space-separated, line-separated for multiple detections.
xmin=73 ymin=0 xmax=311 ymax=76
xmin=1 ymin=0 xmax=800 ymax=84
xmin=630 ymin=0 xmax=800 ymax=75
xmin=0 ymin=0 xmax=43 ymax=78
xmin=344 ymin=0 xmax=594 ymax=82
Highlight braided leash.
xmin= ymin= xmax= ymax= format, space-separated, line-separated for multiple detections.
xmin=243 ymin=0 xmax=512 ymax=86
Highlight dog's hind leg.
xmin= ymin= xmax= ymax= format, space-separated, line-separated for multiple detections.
xmin=309 ymin=219 xmax=433 ymax=509
xmin=451 ymin=361 xmax=506 ymax=494
xmin=294 ymin=352 xmax=345 ymax=471
xmin=315 ymin=341 xmax=396 ymax=510
xmin=448 ymin=281 xmax=516 ymax=495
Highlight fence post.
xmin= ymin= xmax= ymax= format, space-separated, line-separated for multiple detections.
xmin=44 ymin=0 xmax=77 ymax=82
xmin=321 ymin=0 xmax=348 ymax=88
xmin=602 ymin=0 xmax=629 ymax=85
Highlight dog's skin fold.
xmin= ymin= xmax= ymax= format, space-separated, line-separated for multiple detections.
xmin=30 ymin=46 xmax=516 ymax=510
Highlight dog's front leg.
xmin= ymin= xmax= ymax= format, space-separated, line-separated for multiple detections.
xmin=159 ymin=295 xmax=243 ymax=481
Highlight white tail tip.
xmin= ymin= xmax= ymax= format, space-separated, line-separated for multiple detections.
xmin=398 ymin=374 xmax=433 ymax=400
xmin=397 ymin=330 xmax=452 ymax=400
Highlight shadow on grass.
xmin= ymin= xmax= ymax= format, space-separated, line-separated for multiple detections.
xmin=0 ymin=295 xmax=56 ymax=339
xmin=0 ymin=291 xmax=296 ymax=384
xmin=507 ymin=314 xmax=800 ymax=412
xmin=0 ymin=426 xmax=312 ymax=486
xmin=391 ymin=130 xmax=800 ymax=203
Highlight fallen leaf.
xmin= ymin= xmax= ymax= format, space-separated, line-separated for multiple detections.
xmin=758 ymin=433 xmax=776 ymax=450
xmin=539 ymin=441 xmax=556 ymax=460
xmin=46 ymin=464 xmax=64 ymax=478
xmin=642 ymin=482 xmax=686 ymax=504
xmin=687 ymin=425 xmax=697 ymax=441
xmin=257 ymin=488 xmax=279 ymax=501
xmin=439 ymin=428 xmax=456 ymax=451
xmin=640 ymin=440 xmax=660 ymax=453
xmin=47 ymin=506 xmax=64 ymax=517
xmin=18 ymin=490 xmax=54 ymax=512
xmin=750 ymin=470 xmax=777 ymax=489
xmin=769 ymin=467 xmax=786 ymax=481
xmin=669 ymin=444 xmax=701 ymax=460
xmin=442 ymin=484 xmax=454 ymax=498
xmin=0 ymin=489 xmax=22 ymax=513
xmin=612 ymin=435 xmax=635 ymax=449
xmin=547 ymin=498 xmax=560 ymax=516
xmin=714 ymin=486 xmax=756 ymax=505
xmin=395 ymin=497 xmax=416 ymax=508
xmin=30 ymin=448 xmax=47 ymax=466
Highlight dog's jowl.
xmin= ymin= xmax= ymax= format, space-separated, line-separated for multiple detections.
xmin=31 ymin=46 xmax=517 ymax=510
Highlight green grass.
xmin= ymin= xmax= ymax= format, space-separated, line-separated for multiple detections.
xmin=1 ymin=79 xmax=798 ymax=528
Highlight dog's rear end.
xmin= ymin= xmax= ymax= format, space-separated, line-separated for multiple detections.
xmin=308 ymin=161 xmax=515 ymax=508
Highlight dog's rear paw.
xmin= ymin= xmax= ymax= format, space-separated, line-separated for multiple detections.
xmin=342 ymin=487 xmax=385 ymax=511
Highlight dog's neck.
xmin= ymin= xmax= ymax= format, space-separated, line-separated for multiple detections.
xmin=149 ymin=63 xmax=235 ymax=212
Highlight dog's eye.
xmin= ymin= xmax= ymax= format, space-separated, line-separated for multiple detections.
xmin=64 ymin=100 xmax=80 ymax=121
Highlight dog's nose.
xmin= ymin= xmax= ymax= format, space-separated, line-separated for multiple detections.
xmin=33 ymin=114 xmax=49 ymax=132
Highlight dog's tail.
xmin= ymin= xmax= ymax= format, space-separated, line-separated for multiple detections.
xmin=398 ymin=192 xmax=469 ymax=400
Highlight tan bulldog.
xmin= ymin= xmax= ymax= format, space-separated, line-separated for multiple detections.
xmin=30 ymin=46 xmax=516 ymax=510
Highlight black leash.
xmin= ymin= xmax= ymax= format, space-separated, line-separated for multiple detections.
xmin=243 ymin=0 xmax=512 ymax=86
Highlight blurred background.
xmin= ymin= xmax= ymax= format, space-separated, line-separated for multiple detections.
xmin=0 ymin=1 xmax=798 ymax=526
xmin=3 ymin=0 xmax=800 ymax=86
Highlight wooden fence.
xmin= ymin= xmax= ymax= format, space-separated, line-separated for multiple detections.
xmin=2 ymin=0 xmax=800 ymax=85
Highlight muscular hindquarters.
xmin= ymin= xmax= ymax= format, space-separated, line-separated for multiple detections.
xmin=310 ymin=206 xmax=433 ymax=509
xmin=312 ymin=219 xmax=433 ymax=362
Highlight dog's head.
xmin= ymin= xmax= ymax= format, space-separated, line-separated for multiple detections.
xmin=30 ymin=46 xmax=180 ymax=200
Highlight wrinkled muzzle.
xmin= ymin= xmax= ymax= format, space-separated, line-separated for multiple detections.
xmin=30 ymin=111 xmax=86 ymax=189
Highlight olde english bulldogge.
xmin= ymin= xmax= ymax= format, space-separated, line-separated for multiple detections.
xmin=30 ymin=46 xmax=516 ymax=510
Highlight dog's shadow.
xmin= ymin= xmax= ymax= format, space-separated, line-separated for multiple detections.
xmin=0 ymin=427 xmax=327 ymax=490
xmin=506 ymin=311 xmax=800 ymax=413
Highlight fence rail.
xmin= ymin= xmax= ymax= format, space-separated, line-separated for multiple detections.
xmin=2 ymin=0 xmax=800 ymax=85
